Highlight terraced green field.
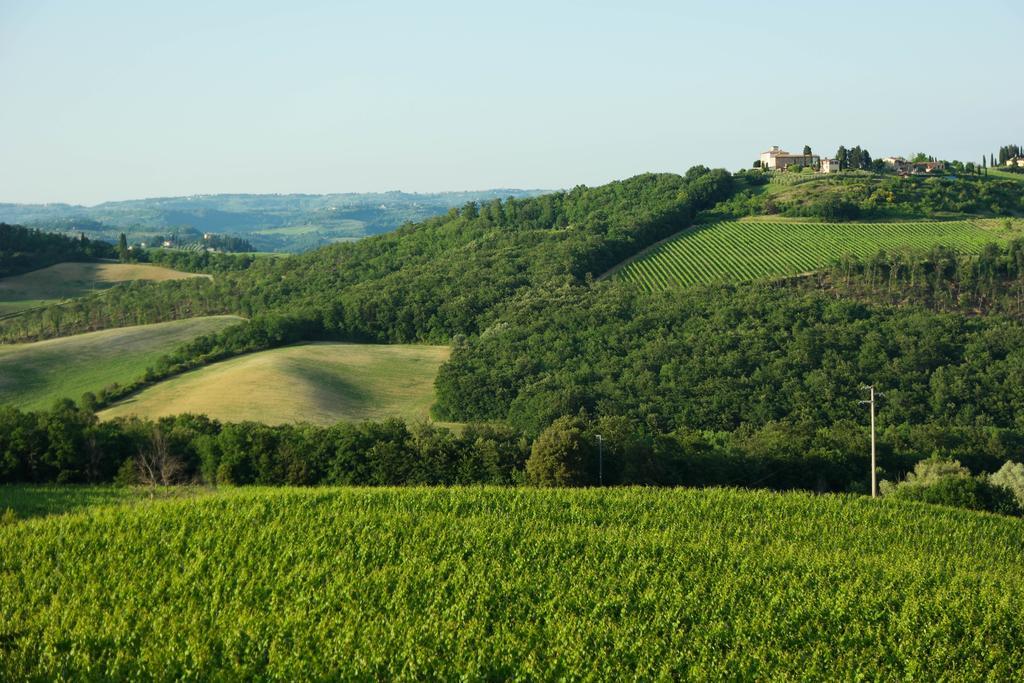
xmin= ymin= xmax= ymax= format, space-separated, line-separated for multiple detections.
xmin=1 ymin=486 xmax=1021 ymax=679
xmin=618 ymin=220 xmax=1010 ymax=290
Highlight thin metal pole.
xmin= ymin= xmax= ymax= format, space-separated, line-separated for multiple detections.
xmin=860 ymin=385 xmax=878 ymax=498
xmin=870 ymin=386 xmax=877 ymax=498
xmin=596 ymin=435 xmax=603 ymax=486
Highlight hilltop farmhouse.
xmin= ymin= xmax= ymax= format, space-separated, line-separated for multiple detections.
xmin=759 ymin=146 xmax=818 ymax=171
xmin=1006 ymin=156 xmax=1024 ymax=168
xmin=819 ymin=158 xmax=841 ymax=173
xmin=759 ymin=146 xmax=840 ymax=173
xmin=882 ymin=156 xmax=946 ymax=175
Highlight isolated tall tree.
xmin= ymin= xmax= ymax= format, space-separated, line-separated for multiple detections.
xmin=803 ymin=145 xmax=812 ymax=156
xmin=526 ymin=415 xmax=591 ymax=486
xmin=836 ymin=146 xmax=848 ymax=170
xmin=117 ymin=233 xmax=129 ymax=262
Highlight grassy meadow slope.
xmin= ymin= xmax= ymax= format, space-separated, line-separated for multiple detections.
xmin=617 ymin=219 xmax=1017 ymax=289
xmin=1 ymin=486 xmax=1021 ymax=679
xmin=0 ymin=261 xmax=207 ymax=315
xmin=988 ymin=168 xmax=1024 ymax=182
xmin=0 ymin=316 xmax=242 ymax=410
xmin=100 ymin=342 xmax=450 ymax=425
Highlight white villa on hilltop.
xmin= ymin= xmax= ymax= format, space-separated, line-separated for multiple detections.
xmin=760 ymin=146 xmax=839 ymax=173
xmin=759 ymin=146 xmax=817 ymax=171
xmin=819 ymin=158 xmax=840 ymax=173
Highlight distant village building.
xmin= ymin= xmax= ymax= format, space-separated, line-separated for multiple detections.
xmin=882 ymin=156 xmax=910 ymax=172
xmin=759 ymin=146 xmax=820 ymax=171
xmin=910 ymin=161 xmax=945 ymax=175
xmin=1006 ymin=156 xmax=1024 ymax=168
xmin=884 ymin=157 xmax=944 ymax=175
xmin=820 ymin=158 xmax=841 ymax=173
xmin=162 ymin=240 xmax=173 ymax=247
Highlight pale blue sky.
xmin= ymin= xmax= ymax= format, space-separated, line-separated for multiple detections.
xmin=1 ymin=0 xmax=1021 ymax=204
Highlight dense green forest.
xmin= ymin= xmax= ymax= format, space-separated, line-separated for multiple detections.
xmin=814 ymin=241 xmax=1024 ymax=312
xmin=142 ymin=247 xmax=264 ymax=274
xmin=3 ymin=401 xmax=1021 ymax=505
xmin=433 ymin=273 xmax=1024 ymax=435
xmin=0 ymin=223 xmax=114 ymax=278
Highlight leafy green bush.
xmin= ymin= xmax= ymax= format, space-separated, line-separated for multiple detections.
xmin=882 ymin=457 xmax=1021 ymax=516
xmin=526 ymin=415 xmax=592 ymax=486
xmin=887 ymin=475 xmax=1021 ymax=516
xmin=990 ymin=460 xmax=1024 ymax=507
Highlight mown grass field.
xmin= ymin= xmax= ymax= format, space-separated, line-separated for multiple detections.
xmin=0 ymin=486 xmax=1021 ymax=679
xmin=0 ymin=261 xmax=206 ymax=316
xmin=251 ymin=220 xmax=365 ymax=236
xmin=0 ymin=316 xmax=242 ymax=410
xmin=100 ymin=342 xmax=451 ymax=425
xmin=618 ymin=220 xmax=1013 ymax=290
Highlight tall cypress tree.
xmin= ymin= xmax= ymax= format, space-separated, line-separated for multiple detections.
xmin=836 ymin=146 xmax=848 ymax=170
xmin=117 ymin=233 xmax=129 ymax=262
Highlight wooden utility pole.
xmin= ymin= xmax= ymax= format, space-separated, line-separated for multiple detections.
xmin=860 ymin=386 xmax=877 ymax=497
xmin=595 ymin=434 xmax=604 ymax=486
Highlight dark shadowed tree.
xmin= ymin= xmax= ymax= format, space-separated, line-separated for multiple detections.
xmin=526 ymin=415 xmax=592 ymax=486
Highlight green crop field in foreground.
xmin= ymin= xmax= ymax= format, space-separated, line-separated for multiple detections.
xmin=0 ymin=485 xmax=205 ymax=520
xmin=100 ymin=342 xmax=451 ymax=425
xmin=618 ymin=220 xmax=1013 ymax=290
xmin=0 ymin=486 xmax=1020 ymax=679
xmin=0 ymin=316 xmax=243 ymax=410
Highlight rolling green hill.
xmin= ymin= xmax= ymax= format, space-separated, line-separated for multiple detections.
xmin=1 ymin=486 xmax=1021 ymax=679
xmin=616 ymin=219 xmax=1016 ymax=290
xmin=0 ymin=171 xmax=736 ymax=345
xmin=99 ymin=342 xmax=451 ymax=425
xmin=0 ymin=316 xmax=242 ymax=410
xmin=0 ymin=261 xmax=206 ymax=316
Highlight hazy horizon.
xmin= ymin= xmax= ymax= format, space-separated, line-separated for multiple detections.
xmin=0 ymin=187 xmax=555 ymax=209
xmin=2 ymin=0 xmax=1021 ymax=205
